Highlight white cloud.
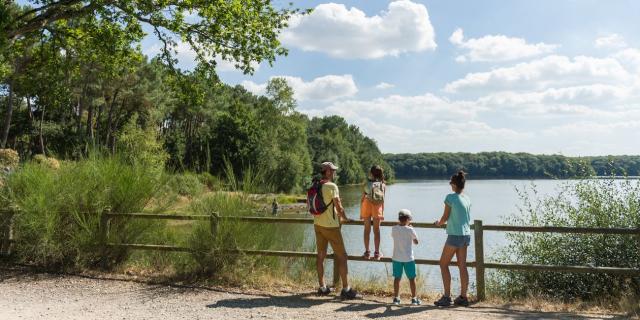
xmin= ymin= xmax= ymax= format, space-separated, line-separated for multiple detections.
xmin=144 ymin=40 xmax=259 ymax=72
xmin=449 ymin=28 xmax=557 ymax=62
xmin=594 ymin=34 xmax=628 ymax=49
xmin=241 ymin=74 xmax=358 ymax=101
xmin=280 ymin=0 xmax=436 ymax=59
xmin=444 ymin=55 xmax=631 ymax=93
xmin=613 ymin=48 xmax=640 ymax=73
xmin=375 ymin=82 xmax=395 ymax=89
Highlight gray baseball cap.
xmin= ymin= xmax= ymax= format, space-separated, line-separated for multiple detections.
xmin=321 ymin=162 xmax=339 ymax=171
xmin=398 ymin=209 xmax=413 ymax=220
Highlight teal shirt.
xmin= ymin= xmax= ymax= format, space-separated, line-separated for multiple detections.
xmin=444 ymin=193 xmax=472 ymax=236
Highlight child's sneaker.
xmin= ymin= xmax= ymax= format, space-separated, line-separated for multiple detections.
xmin=362 ymin=251 xmax=371 ymax=259
xmin=411 ymin=297 xmax=421 ymax=306
xmin=373 ymin=251 xmax=383 ymax=260
xmin=340 ymin=287 xmax=361 ymax=300
xmin=392 ymin=297 xmax=401 ymax=305
xmin=453 ymin=295 xmax=469 ymax=307
xmin=317 ymin=286 xmax=331 ymax=296
xmin=434 ymin=295 xmax=452 ymax=307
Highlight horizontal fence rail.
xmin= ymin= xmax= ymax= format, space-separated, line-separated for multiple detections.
xmin=3 ymin=210 xmax=639 ymax=301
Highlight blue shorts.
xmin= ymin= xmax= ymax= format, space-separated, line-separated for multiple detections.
xmin=392 ymin=260 xmax=417 ymax=279
xmin=446 ymin=235 xmax=471 ymax=248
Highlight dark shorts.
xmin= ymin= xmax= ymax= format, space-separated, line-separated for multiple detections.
xmin=445 ymin=235 xmax=471 ymax=248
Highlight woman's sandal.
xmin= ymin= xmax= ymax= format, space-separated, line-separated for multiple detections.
xmin=363 ymin=251 xmax=371 ymax=259
xmin=373 ymin=251 xmax=383 ymax=260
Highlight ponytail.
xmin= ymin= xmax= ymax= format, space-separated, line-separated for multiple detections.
xmin=450 ymin=170 xmax=466 ymax=190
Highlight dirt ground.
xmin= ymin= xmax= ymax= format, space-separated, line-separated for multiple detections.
xmin=0 ymin=268 xmax=631 ymax=320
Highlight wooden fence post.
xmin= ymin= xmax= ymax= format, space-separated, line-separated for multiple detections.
xmin=1 ymin=210 xmax=15 ymax=256
xmin=474 ymin=219 xmax=486 ymax=300
xmin=210 ymin=212 xmax=220 ymax=238
xmin=98 ymin=208 xmax=111 ymax=254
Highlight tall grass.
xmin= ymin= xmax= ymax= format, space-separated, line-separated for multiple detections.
xmin=1 ymin=156 xmax=167 ymax=269
xmin=491 ymin=178 xmax=640 ymax=309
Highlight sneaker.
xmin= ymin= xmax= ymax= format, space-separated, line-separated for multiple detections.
xmin=363 ymin=251 xmax=371 ymax=259
xmin=453 ymin=295 xmax=469 ymax=307
xmin=373 ymin=251 xmax=383 ymax=260
xmin=434 ymin=295 xmax=452 ymax=307
xmin=340 ymin=287 xmax=361 ymax=300
xmin=392 ymin=297 xmax=401 ymax=305
xmin=411 ymin=297 xmax=421 ymax=306
xmin=317 ymin=286 xmax=331 ymax=296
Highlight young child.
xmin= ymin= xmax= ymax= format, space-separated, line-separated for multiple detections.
xmin=361 ymin=165 xmax=386 ymax=260
xmin=391 ymin=209 xmax=421 ymax=305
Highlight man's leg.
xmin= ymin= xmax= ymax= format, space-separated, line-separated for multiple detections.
xmin=314 ymin=226 xmax=329 ymax=287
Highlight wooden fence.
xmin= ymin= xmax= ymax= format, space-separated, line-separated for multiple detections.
xmin=2 ymin=210 xmax=640 ymax=300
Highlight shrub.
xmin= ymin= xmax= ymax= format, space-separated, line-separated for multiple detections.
xmin=166 ymin=173 xmax=205 ymax=197
xmin=186 ymin=192 xmax=308 ymax=277
xmin=116 ymin=115 xmax=168 ymax=171
xmin=2 ymin=156 xmax=166 ymax=269
xmin=33 ymin=154 xmax=61 ymax=170
xmin=0 ymin=148 xmax=19 ymax=169
xmin=492 ymin=178 xmax=640 ymax=301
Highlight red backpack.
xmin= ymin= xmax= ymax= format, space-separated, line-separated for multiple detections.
xmin=307 ymin=179 xmax=333 ymax=216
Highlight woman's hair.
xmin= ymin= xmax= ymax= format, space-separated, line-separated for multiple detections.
xmin=370 ymin=165 xmax=385 ymax=182
xmin=450 ymin=170 xmax=466 ymax=190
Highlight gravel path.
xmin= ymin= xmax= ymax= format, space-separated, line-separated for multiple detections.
xmin=0 ymin=269 xmax=627 ymax=320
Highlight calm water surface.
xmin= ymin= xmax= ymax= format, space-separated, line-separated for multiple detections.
xmin=293 ymin=179 xmax=570 ymax=293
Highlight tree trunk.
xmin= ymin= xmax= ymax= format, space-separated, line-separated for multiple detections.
xmin=1 ymin=80 xmax=15 ymax=149
xmin=39 ymin=104 xmax=46 ymax=155
xmin=103 ymin=89 xmax=119 ymax=145
xmin=77 ymin=82 xmax=88 ymax=136
xmin=86 ymin=104 xmax=94 ymax=142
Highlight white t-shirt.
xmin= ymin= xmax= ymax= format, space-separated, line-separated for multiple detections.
xmin=391 ymin=225 xmax=418 ymax=262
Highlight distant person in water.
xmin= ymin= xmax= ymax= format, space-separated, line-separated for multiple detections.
xmin=360 ymin=165 xmax=386 ymax=260
xmin=311 ymin=162 xmax=360 ymax=299
xmin=434 ymin=171 xmax=472 ymax=307
xmin=271 ymin=198 xmax=279 ymax=215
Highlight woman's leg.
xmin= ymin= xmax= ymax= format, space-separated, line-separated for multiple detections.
xmin=363 ymin=218 xmax=371 ymax=253
xmin=439 ymin=245 xmax=457 ymax=297
xmin=373 ymin=217 xmax=382 ymax=254
xmin=455 ymin=246 xmax=469 ymax=298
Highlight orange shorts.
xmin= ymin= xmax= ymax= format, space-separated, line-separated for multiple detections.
xmin=360 ymin=198 xmax=384 ymax=220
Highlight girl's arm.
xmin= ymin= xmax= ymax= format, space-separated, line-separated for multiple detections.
xmin=436 ymin=204 xmax=451 ymax=226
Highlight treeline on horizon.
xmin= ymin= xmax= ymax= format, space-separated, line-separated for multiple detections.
xmin=385 ymin=152 xmax=640 ymax=179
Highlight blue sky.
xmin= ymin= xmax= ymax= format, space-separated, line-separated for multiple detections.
xmin=81 ymin=1 xmax=640 ymax=155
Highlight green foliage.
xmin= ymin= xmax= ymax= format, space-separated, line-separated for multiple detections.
xmin=2 ymin=157 xmax=166 ymax=268
xmin=492 ymin=178 xmax=640 ymax=300
xmin=165 ymin=173 xmax=205 ymax=197
xmin=308 ymin=116 xmax=393 ymax=185
xmin=117 ymin=115 xmax=168 ymax=171
xmin=385 ymin=152 xmax=614 ymax=179
xmin=186 ymin=192 xmax=309 ymax=276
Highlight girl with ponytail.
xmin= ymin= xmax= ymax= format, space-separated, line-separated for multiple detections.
xmin=434 ymin=171 xmax=472 ymax=307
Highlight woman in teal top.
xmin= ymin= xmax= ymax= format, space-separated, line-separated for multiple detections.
xmin=434 ymin=171 xmax=472 ymax=307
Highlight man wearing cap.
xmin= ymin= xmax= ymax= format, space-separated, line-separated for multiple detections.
xmin=315 ymin=161 xmax=360 ymax=299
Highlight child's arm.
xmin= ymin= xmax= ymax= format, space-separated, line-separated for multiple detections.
xmin=435 ymin=204 xmax=451 ymax=226
xmin=412 ymin=229 xmax=418 ymax=245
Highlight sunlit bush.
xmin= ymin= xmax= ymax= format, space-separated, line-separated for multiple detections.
xmin=492 ymin=178 xmax=640 ymax=301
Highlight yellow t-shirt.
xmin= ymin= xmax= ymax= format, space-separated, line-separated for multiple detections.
xmin=313 ymin=182 xmax=340 ymax=228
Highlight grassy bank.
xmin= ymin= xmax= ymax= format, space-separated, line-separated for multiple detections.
xmin=0 ymin=156 xmax=315 ymax=287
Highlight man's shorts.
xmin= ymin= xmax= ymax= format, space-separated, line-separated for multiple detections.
xmin=445 ymin=235 xmax=471 ymax=248
xmin=392 ymin=260 xmax=417 ymax=279
xmin=314 ymin=225 xmax=346 ymax=256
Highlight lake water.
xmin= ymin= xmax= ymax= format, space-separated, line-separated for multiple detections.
xmin=297 ymin=179 xmax=571 ymax=294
